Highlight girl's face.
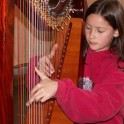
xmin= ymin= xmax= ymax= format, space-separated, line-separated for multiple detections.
xmin=85 ymin=14 xmax=119 ymax=52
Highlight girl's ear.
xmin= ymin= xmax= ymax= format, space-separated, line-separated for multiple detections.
xmin=114 ymin=29 xmax=119 ymax=37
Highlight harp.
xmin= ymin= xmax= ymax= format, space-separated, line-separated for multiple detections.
xmin=0 ymin=0 xmax=84 ymax=124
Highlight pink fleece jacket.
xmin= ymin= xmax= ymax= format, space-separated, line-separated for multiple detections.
xmin=55 ymin=49 xmax=124 ymax=124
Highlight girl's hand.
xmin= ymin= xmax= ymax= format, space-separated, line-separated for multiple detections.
xmin=26 ymin=67 xmax=58 ymax=106
xmin=38 ymin=44 xmax=58 ymax=77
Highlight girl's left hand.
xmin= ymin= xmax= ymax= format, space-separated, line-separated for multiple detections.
xmin=38 ymin=44 xmax=58 ymax=77
xmin=26 ymin=67 xmax=58 ymax=106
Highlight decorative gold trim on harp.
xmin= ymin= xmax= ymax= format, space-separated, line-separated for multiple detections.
xmin=32 ymin=0 xmax=73 ymax=30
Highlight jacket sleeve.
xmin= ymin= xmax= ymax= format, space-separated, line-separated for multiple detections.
xmin=55 ymin=73 xmax=124 ymax=123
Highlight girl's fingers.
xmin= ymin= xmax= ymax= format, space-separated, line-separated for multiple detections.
xmin=40 ymin=66 xmax=53 ymax=77
xmin=26 ymin=97 xmax=35 ymax=106
xmin=41 ymin=96 xmax=49 ymax=103
xmin=48 ymin=44 xmax=58 ymax=59
xmin=26 ymin=93 xmax=44 ymax=106
xmin=30 ymin=83 xmax=42 ymax=96
xmin=38 ymin=61 xmax=54 ymax=75
xmin=35 ymin=67 xmax=48 ymax=80
xmin=33 ymin=89 xmax=44 ymax=101
xmin=38 ymin=56 xmax=55 ymax=74
xmin=37 ymin=44 xmax=58 ymax=75
xmin=26 ymin=87 xmax=48 ymax=105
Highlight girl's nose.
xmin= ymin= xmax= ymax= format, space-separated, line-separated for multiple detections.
xmin=89 ymin=29 xmax=96 ymax=39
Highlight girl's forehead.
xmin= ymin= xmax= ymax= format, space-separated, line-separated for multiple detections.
xmin=86 ymin=14 xmax=111 ymax=28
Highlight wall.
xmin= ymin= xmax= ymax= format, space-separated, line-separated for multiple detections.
xmin=86 ymin=0 xmax=124 ymax=6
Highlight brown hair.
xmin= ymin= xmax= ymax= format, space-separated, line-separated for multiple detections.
xmin=84 ymin=0 xmax=124 ymax=70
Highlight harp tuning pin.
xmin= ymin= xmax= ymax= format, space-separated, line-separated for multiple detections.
xmin=52 ymin=27 xmax=55 ymax=30
xmin=61 ymin=26 xmax=64 ymax=30
xmin=57 ymin=75 xmax=60 ymax=78
xmin=46 ymin=118 xmax=49 ymax=122
xmin=57 ymin=28 xmax=59 ymax=31
xmin=55 ymin=27 xmax=59 ymax=31
xmin=49 ymin=106 xmax=52 ymax=110
xmin=64 ymin=22 xmax=68 ymax=26
xmin=71 ymin=9 xmax=75 ymax=13
xmin=48 ymin=112 xmax=51 ymax=116
xmin=51 ymin=101 xmax=54 ymax=104
xmin=50 ymin=16 xmax=52 ymax=19
xmin=64 ymin=45 xmax=66 ymax=48
xmin=67 ymin=15 xmax=71 ymax=20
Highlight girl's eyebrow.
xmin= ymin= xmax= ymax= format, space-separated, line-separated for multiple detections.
xmin=85 ymin=23 xmax=107 ymax=29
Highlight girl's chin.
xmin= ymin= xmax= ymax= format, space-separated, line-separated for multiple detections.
xmin=89 ymin=46 xmax=98 ymax=51
xmin=89 ymin=46 xmax=107 ymax=52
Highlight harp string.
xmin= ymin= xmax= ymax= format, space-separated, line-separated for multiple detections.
xmin=42 ymin=2 xmax=49 ymax=124
xmin=18 ymin=1 xmax=24 ymax=124
xmin=35 ymin=2 xmax=37 ymax=124
xmin=37 ymin=1 xmax=41 ymax=124
xmin=24 ymin=0 xmax=28 ymax=123
xmin=32 ymin=1 xmax=36 ymax=124
xmin=28 ymin=0 xmax=32 ymax=123
xmin=18 ymin=0 xmax=22 ymax=123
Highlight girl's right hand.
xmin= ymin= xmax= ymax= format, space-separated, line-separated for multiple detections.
xmin=26 ymin=67 xmax=58 ymax=105
xmin=38 ymin=44 xmax=58 ymax=77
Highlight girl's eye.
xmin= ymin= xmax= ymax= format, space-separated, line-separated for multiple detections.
xmin=85 ymin=26 xmax=91 ymax=30
xmin=97 ymin=30 xmax=105 ymax=33
xmin=97 ymin=28 xmax=106 ymax=33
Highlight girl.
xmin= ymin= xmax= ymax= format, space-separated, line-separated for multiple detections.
xmin=26 ymin=0 xmax=124 ymax=123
